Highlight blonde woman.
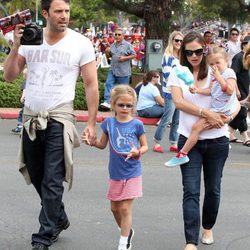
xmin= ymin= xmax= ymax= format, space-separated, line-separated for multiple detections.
xmin=153 ymin=31 xmax=184 ymax=153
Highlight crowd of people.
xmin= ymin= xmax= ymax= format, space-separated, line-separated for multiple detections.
xmin=3 ymin=0 xmax=250 ymax=250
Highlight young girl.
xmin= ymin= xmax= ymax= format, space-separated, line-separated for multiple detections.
xmin=165 ymin=46 xmax=239 ymax=167
xmin=83 ymin=85 xmax=148 ymax=250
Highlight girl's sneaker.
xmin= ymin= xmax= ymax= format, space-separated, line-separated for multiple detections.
xmin=126 ymin=228 xmax=135 ymax=250
xmin=164 ymin=155 xmax=189 ymax=167
xmin=118 ymin=244 xmax=126 ymax=250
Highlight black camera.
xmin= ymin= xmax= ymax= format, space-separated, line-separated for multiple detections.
xmin=0 ymin=9 xmax=43 ymax=46
xmin=21 ymin=23 xmax=43 ymax=45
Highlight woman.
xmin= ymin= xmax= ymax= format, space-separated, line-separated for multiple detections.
xmin=153 ymin=31 xmax=184 ymax=153
xmin=168 ymin=31 xmax=240 ymax=250
xmin=137 ymin=70 xmax=164 ymax=118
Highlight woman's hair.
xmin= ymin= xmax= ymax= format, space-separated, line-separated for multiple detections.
xmin=206 ymin=46 xmax=229 ymax=63
xmin=110 ymin=85 xmax=137 ymax=114
xmin=41 ymin=0 xmax=70 ymax=12
xmin=243 ymin=42 xmax=250 ymax=69
xmin=180 ymin=31 xmax=208 ymax=81
xmin=164 ymin=30 xmax=184 ymax=57
xmin=142 ymin=70 xmax=159 ymax=86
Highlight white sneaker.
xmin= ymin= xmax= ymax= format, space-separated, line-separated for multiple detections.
xmin=118 ymin=244 xmax=126 ymax=250
xmin=100 ymin=102 xmax=110 ymax=109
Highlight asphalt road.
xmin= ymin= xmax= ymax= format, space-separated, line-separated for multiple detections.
xmin=0 ymin=119 xmax=250 ymax=250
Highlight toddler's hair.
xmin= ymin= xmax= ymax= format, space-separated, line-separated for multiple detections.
xmin=206 ymin=46 xmax=229 ymax=63
xmin=110 ymin=85 xmax=137 ymax=114
xmin=243 ymin=42 xmax=250 ymax=69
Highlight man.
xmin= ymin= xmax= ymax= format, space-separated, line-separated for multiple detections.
xmin=229 ymin=36 xmax=250 ymax=146
xmin=3 ymin=0 xmax=99 ymax=249
xmin=226 ymin=27 xmax=241 ymax=66
xmin=100 ymin=27 xmax=136 ymax=110
xmin=203 ymin=30 xmax=214 ymax=48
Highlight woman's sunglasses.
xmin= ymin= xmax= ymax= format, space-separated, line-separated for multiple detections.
xmin=184 ymin=48 xmax=204 ymax=57
xmin=116 ymin=103 xmax=134 ymax=108
xmin=174 ymin=39 xmax=183 ymax=43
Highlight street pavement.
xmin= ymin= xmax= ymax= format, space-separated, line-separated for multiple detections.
xmin=0 ymin=119 xmax=250 ymax=250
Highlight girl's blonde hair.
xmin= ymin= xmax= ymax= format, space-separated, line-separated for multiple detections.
xmin=110 ymin=85 xmax=137 ymax=114
xmin=206 ymin=46 xmax=229 ymax=63
xmin=243 ymin=42 xmax=250 ymax=69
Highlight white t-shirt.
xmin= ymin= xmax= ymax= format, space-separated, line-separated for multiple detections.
xmin=169 ymin=67 xmax=229 ymax=139
xmin=226 ymin=40 xmax=241 ymax=66
xmin=19 ymin=28 xmax=95 ymax=112
xmin=137 ymin=83 xmax=161 ymax=110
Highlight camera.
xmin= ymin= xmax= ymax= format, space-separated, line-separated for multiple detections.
xmin=0 ymin=9 xmax=43 ymax=45
xmin=21 ymin=23 xmax=43 ymax=45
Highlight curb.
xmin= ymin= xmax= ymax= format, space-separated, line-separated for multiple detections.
xmin=0 ymin=109 xmax=160 ymax=125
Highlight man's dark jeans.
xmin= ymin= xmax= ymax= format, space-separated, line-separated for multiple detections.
xmin=178 ymin=135 xmax=229 ymax=245
xmin=23 ymin=120 xmax=68 ymax=246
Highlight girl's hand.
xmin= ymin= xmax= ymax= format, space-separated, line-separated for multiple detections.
xmin=211 ymin=65 xmax=221 ymax=80
xmin=189 ymin=86 xmax=198 ymax=94
xmin=125 ymin=143 xmax=140 ymax=161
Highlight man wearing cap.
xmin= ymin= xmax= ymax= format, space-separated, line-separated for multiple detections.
xmin=229 ymin=36 xmax=250 ymax=146
xmin=100 ymin=27 xmax=136 ymax=110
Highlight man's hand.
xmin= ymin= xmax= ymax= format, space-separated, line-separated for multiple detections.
xmin=12 ymin=23 xmax=25 ymax=49
xmin=82 ymin=124 xmax=96 ymax=146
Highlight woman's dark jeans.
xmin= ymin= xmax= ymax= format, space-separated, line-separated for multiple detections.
xmin=178 ymin=135 xmax=229 ymax=245
xmin=23 ymin=120 xmax=68 ymax=246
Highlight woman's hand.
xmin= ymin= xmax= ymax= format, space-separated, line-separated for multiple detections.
xmin=203 ymin=109 xmax=226 ymax=128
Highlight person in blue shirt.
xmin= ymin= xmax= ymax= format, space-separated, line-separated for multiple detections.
xmin=100 ymin=27 xmax=136 ymax=110
xmin=83 ymin=85 xmax=148 ymax=250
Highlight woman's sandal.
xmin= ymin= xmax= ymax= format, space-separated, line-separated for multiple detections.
xmin=243 ymin=140 xmax=250 ymax=147
xmin=229 ymin=138 xmax=243 ymax=143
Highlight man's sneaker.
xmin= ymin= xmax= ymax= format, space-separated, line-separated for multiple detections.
xmin=100 ymin=102 xmax=110 ymax=110
xmin=32 ymin=243 xmax=49 ymax=250
xmin=51 ymin=219 xmax=70 ymax=242
xmin=126 ymin=228 xmax=135 ymax=250
xmin=164 ymin=155 xmax=189 ymax=168
xmin=11 ymin=126 xmax=22 ymax=134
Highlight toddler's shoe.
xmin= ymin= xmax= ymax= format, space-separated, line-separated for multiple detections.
xmin=164 ymin=155 xmax=189 ymax=167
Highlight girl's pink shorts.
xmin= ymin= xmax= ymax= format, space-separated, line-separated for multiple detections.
xmin=107 ymin=176 xmax=142 ymax=201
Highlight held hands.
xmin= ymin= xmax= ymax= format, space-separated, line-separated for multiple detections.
xmin=81 ymin=126 xmax=97 ymax=146
xmin=125 ymin=143 xmax=140 ymax=161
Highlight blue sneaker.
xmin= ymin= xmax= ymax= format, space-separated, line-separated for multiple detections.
xmin=164 ymin=155 xmax=190 ymax=168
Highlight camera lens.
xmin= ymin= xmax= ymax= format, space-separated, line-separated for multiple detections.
xmin=23 ymin=27 xmax=37 ymax=41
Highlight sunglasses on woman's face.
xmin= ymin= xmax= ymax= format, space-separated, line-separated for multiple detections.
xmin=174 ymin=39 xmax=183 ymax=43
xmin=184 ymin=48 xmax=204 ymax=57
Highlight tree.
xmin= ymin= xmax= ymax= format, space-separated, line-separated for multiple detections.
xmin=103 ymin=0 xmax=182 ymax=45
